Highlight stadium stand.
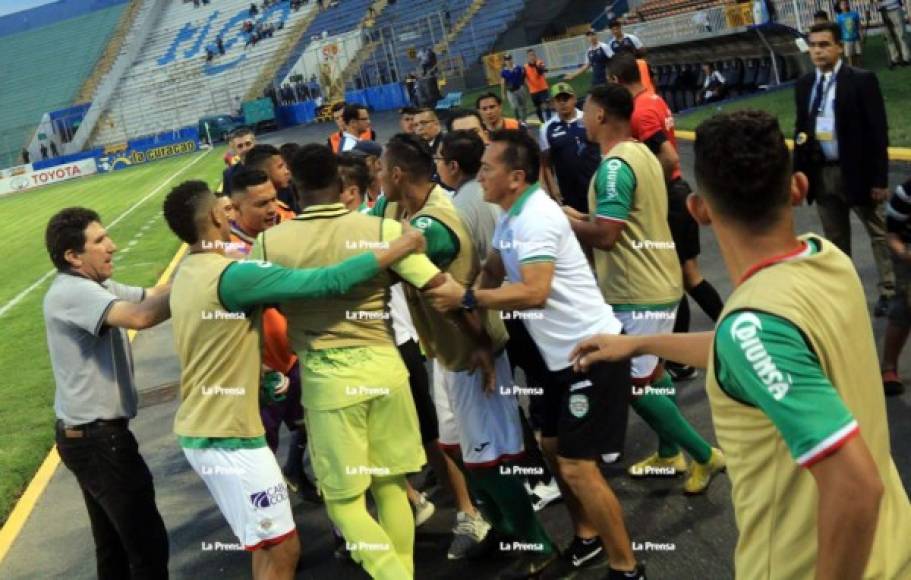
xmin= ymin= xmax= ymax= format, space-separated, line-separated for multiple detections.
xmin=0 ymin=3 xmax=127 ymax=167
xmin=92 ymin=0 xmax=318 ymax=146
xmin=446 ymin=0 xmax=526 ymax=70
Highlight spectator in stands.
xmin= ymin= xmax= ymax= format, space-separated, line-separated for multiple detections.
xmin=607 ymin=19 xmax=645 ymax=58
xmin=524 ymin=49 xmax=551 ymax=123
xmin=216 ymin=35 xmax=225 ymax=56
xmin=418 ymin=46 xmax=438 ymax=77
xmin=405 ymin=73 xmax=419 ymax=104
xmin=814 ymin=9 xmax=830 ymax=24
xmin=500 ymin=54 xmax=530 ymax=123
xmin=697 ymin=63 xmax=726 ymax=104
xmin=447 ymin=108 xmax=490 ymax=145
xmin=399 ymin=106 xmax=418 ymax=134
xmin=40 ymin=143 xmax=48 ymax=160
xmin=476 ymin=93 xmax=523 ymax=133
xmin=538 ymin=82 xmax=600 ymax=213
xmin=221 ymin=127 xmax=256 ymax=195
xmin=565 ymin=29 xmax=613 ymax=88
xmin=21 ymin=148 xmax=30 ymax=164
xmin=877 ymin=0 xmax=910 ymax=68
xmin=794 ymin=21 xmax=895 ymax=318
xmin=249 ymin=2 xmax=258 ymax=17
xmin=340 ymin=104 xmax=371 ymax=152
xmin=414 ymin=108 xmax=443 ymax=155
xmin=836 ymin=1 xmax=864 ymax=67
xmin=49 ymin=141 xmax=59 ymax=158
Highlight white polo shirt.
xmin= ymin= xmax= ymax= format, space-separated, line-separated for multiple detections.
xmin=492 ymin=184 xmax=622 ymax=371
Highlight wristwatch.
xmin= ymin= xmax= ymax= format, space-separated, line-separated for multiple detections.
xmin=461 ymin=288 xmax=477 ymax=312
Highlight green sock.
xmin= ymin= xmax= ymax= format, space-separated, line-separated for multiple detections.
xmin=470 ymin=467 xmax=555 ymax=554
xmin=654 ymin=373 xmax=681 ymax=457
xmin=325 ymin=490 xmax=412 ymax=580
xmin=370 ymin=475 xmax=415 ymax=576
xmin=632 ymin=374 xmax=712 ymax=464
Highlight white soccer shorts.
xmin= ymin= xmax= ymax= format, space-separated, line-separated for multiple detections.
xmin=615 ymin=307 xmax=678 ymax=380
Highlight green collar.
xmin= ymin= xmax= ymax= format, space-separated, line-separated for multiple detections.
xmin=507 ymin=184 xmax=540 ymax=217
xmin=294 ymin=202 xmax=348 ymax=220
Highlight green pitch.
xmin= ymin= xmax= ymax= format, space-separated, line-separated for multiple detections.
xmin=0 ymin=149 xmax=226 ymax=524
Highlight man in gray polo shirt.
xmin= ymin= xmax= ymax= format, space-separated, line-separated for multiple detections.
xmin=43 ymin=207 xmax=172 ymax=579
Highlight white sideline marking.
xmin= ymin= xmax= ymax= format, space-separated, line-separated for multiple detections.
xmin=0 ymin=151 xmax=210 ymax=320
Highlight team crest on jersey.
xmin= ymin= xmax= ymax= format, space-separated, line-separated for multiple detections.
xmin=568 ymin=393 xmax=589 ymax=418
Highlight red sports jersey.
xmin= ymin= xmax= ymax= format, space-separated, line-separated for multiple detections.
xmin=631 ymin=90 xmax=681 ymax=181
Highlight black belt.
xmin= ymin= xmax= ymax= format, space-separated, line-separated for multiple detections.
xmin=56 ymin=418 xmax=129 ymax=439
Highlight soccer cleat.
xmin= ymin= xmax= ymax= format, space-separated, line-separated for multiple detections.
xmin=412 ymin=492 xmax=436 ymax=527
xmin=529 ymin=478 xmax=563 ymax=512
xmin=627 ymin=452 xmax=688 ymax=478
xmin=539 ymin=536 xmax=608 ymax=580
xmin=605 ymin=563 xmax=647 ymax=579
xmin=684 ymin=448 xmax=726 ymax=495
xmin=601 ymin=452 xmax=622 ymax=464
xmin=883 ymin=369 xmax=906 ymax=396
xmin=447 ymin=511 xmax=492 ymax=560
xmin=500 ymin=550 xmax=559 ymax=579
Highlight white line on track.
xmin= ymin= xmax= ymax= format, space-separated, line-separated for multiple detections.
xmin=0 ymin=151 xmax=210 ymax=320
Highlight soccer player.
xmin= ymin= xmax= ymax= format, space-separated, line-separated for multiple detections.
xmin=372 ymin=133 xmax=556 ymax=576
xmin=881 ymin=177 xmax=911 ymax=395
xmin=477 ymin=93 xmax=524 ymax=133
xmin=565 ymin=83 xmax=725 ymax=494
xmin=446 ymin=108 xmax=491 ymax=145
xmin=221 ymin=126 xmax=256 ymax=195
xmin=244 ymin=144 xmax=298 ymax=216
xmin=337 ymin=152 xmax=372 ymax=212
xmin=565 ymin=29 xmax=613 ymax=88
xmin=609 ymin=54 xmax=724 ymax=381
xmin=163 ymin=180 xmax=425 ymax=580
xmin=44 ymin=208 xmax=171 ymax=579
xmin=606 ymin=19 xmax=645 ymax=58
xmin=251 ymin=144 xmax=460 ymax=579
xmin=572 ymin=110 xmax=911 ymax=580
xmin=538 ymin=82 xmax=601 ymax=214
xmin=428 ymin=130 xmax=645 ymax=580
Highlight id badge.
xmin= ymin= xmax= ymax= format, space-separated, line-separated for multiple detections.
xmin=815 ymin=117 xmax=834 ymax=142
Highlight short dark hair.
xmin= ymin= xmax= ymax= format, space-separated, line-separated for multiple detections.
xmin=414 ymin=107 xmax=438 ymax=119
xmin=813 ymin=9 xmax=829 ymax=20
xmin=400 ymin=106 xmax=418 ymax=116
xmin=587 ymin=83 xmax=634 ymax=121
xmin=385 ymin=133 xmax=435 ymax=182
xmin=243 ymin=143 xmax=281 ymax=170
xmin=331 ymin=101 xmax=346 ymax=113
xmin=290 ymin=144 xmax=340 ymax=191
xmin=229 ymin=126 xmax=254 ymax=141
xmin=337 ymin=152 xmax=371 ymax=194
xmin=694 ymin=110 xmax=792 ymax=232
xmin=441 ymin=130 xmax=485 ymax=176
xmin=446 ymin=108 xmax=485 ymax=132
xmin=809 ymin=21 xmax=842 ymax=44
xmin=608 ymin=53 xmax=640 ymax=84
xmin=476 ymin=92 xmax=502 ymax=108
xmin=230 ymin=166 xmax=271 ymax=196
xmin=279 ymin=142 xmax=300 ymax=164
xmin=163 ymin=181 xmax=213 ymax=245
xmin=342 ymin=103 xmax=367 ymax=125
xmin=45 ymin=207 xmax=100 ymax=270
xmin=608 ymin=19 xmax=621 ymax=28
xmin=489 ymin=129 xmax=540 ymax=185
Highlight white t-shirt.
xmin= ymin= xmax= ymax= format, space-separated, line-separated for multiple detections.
xmin=340 ymin=132 xmax=359 ymax=152
xmin=492 ymin=185 xmax=622 ymax=371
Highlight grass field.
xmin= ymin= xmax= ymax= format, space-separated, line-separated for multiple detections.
xmin=461 ymin=36 xmax=911 ymax=147
xmin=0 ymin=149 xmax=226 ymax=524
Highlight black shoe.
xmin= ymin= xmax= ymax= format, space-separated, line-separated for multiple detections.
xmin=499 ymin=549 xmax=559 ymax=579
xmin=874 ymin=295 xmax=890 ymax=318
xmin=666 ymin=362 xmax=698 ymax=381
xmin=605 ymin=564 xmax=647 ymax=580
xmin=540 ymin=536 xmax=608 ymax=579
xmin=883 ymin=370 xmax=906 ymax=396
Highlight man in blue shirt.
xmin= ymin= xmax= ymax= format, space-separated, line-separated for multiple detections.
xmin=538 ymin=82 xmax=601 ymax=213
xmin=566 ymin=29 xmax=613 ymax=89
xmin=837 ymin=1 xmax=864 ymax=66
xmin=500 ymin=54 xmax=530 ymax=123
